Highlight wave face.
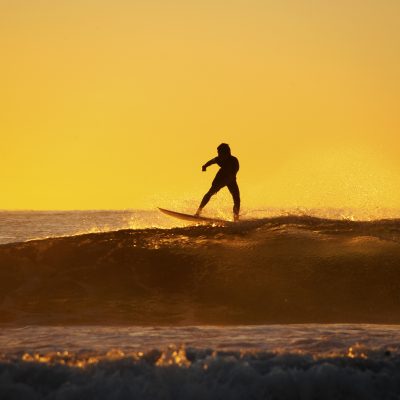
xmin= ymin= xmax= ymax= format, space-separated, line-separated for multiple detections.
xmin=1 ymin=216 xmax=400 ymax=325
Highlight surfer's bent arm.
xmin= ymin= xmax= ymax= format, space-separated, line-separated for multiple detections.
xmin=202 ymin=157 xmax=218 ymax=171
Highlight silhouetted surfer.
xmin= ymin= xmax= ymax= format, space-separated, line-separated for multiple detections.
xmin=195 ymin=143 xmax=240 ymax=221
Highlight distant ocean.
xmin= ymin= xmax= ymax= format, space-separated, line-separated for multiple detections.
xmin=1 ymin=208 xmax=400 ymax=399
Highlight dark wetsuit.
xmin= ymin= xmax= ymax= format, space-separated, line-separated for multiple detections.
xmin=199 ymin=155 xmax=240 ymax=216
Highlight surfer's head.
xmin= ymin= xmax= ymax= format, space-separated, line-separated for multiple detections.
xmin=217 ymin=143 xmax=231 ymax=157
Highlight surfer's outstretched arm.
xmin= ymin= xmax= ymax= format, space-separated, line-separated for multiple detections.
xmin=202 ymin=157 xmax=218 ymax=171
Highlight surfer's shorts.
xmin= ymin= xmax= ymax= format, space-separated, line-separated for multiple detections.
xmin=212 ymin=170 xmax=234 ymax=189
xmin=210 ymin=176 xmax=240 ymax=199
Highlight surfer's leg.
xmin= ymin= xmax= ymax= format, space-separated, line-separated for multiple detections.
xmin=227 ymin=181 xmax=240 ymax=221
xmin=196 ymin=185 xmax=222 ymax=216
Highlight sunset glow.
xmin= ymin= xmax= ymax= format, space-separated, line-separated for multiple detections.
xmin=1 ymin=0 xmax=399 ymax=210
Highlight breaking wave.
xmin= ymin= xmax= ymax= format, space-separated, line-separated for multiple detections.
xmin=1 ymin=216 xmax=400 ymax=325
xmin=1 ymin=345 xmax=400 ymax=400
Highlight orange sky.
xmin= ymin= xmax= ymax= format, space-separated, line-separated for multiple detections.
xmin=1 ymin=0 xmax=399 ymax=210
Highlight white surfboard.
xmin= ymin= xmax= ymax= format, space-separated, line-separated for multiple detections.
xmin=158 ymin=208 xmax=229 ymax=224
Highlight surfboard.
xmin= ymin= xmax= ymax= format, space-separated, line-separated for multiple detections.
xmin=158 ymin=208 xmax=228 ymax=224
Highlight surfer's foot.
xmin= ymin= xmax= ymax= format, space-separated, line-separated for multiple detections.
xmin=233 ymin=213 xmax=239 ymax=222
xmin=195 ymin=208 xmax=202 ymax=217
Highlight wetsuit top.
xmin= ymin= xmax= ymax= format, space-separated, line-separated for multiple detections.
xmin=205 ymin=155 xmax=239 ymax=180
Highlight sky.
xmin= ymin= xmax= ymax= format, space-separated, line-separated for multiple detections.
xmin=1 ymin=0 xmax=399 ymax=211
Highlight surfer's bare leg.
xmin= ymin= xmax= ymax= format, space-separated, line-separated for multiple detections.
xmin=227 ymin=181 xmax=240 ymax=221
xmin=196 ymin=186 xmax=220 ymax=216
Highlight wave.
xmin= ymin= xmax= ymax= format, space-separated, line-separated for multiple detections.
xmin=1 ymin=216 xmax=400 ymax=325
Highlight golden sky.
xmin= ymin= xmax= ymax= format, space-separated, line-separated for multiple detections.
xmin=1 ymin=0 xmax=399 ymax=210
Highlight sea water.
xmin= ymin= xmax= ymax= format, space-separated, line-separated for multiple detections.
xmin=1 ymin=209 xmax=400 ymax=399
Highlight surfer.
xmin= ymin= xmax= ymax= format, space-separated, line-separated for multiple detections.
xmin=195 ymin=143 xmax=240 ymax=221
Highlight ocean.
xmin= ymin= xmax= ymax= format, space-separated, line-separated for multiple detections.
xmin=1 ymin=209 xmax=400 ymax=399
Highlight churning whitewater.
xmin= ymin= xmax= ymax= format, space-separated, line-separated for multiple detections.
xmin=1 ymin=325 xmax=400 ymax=400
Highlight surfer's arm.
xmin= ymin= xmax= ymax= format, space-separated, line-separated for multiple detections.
xmin=202 ymin=157 xmax=218 ymax=171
